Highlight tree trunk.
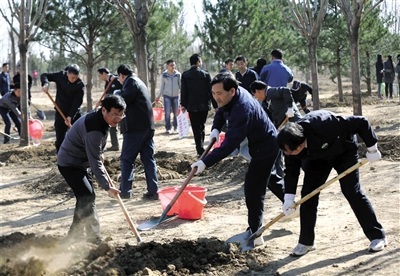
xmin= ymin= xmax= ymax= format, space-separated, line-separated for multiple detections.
xmin=308 ymin=39 xmax=320 ymax=110
xmin=349 ymin=29 xmax=362 ymax=115
xmin=365 ymin=50 xmax=371 ymax=96
xmin=9 ymin=31 xmax=17 ymax=75
xmin=149 ymin=60 xmax=156 ymax=101
xmin=134 ymin=27 xmax=149 ymax=86
xmin=336 ymin=48 xmax=344 ymax=102
xmin=18 ymin=45 xmax=30 ymax=147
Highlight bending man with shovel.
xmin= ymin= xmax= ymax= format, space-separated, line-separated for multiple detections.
xmin=278 ymin=110 xmax=386 ymax=256
xmin=191 ymin=71 xmax=280 ymax=248
xmin=57 ymin=95 xmax=125 ymax=244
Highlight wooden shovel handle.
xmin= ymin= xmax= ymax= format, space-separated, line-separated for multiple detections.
xmin=104 ymin=168 xmax=142 ymax=242
xmin=95 ymin=76 xmax=115 ymax=109
xmin=44 ymin=90 xmax=72 ymax=128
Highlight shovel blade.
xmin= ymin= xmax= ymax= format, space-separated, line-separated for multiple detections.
xmin=36 ymin=110 xmax=46 ymax=120
xmin=137 ymin=214 xmax=178 ymax=231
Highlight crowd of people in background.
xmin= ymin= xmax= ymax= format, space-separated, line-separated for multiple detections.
xmin=0 ymin=50 xmax=398 ymax=253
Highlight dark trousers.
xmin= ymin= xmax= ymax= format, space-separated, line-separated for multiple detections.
xmin=55 ymin=111 xmax=80 ymax=152
xmin=267 ymin=151 xmax=285 ymax=202
xmin=188 ymin=110 xmax=208 ymax=156
xmin=58 ymin=165 xmax=101 ymax=240
xmin=120 ymin=129 xmax=158 ymax=197
xmin=245 ymin=147 xmax=279 ymax=233
xmin=385 ymin=83 xmax=393 ymax=98
xmin=299 ymin=152 xmax=385 ymax=246
xmin=0 ymin=106 xmax=20 ymax=143
xmin=296 ymin=97 xmax=310 ymax=114
xmin=109 ymin=126 xmax=119 ymax=148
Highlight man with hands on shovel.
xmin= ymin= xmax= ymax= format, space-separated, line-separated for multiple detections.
xmin=57 ymin=95 xmax=126 ymax=244
xmin=277 ymin=110 xmax=386 ymax=256
xmin=191 ymin=71 xmax=280 ymax=247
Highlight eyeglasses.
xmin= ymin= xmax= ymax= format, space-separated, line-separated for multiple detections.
xmin=108 ymin=111 xmax=126 ymax=120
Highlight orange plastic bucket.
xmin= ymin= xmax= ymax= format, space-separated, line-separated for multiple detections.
xmin=177 ymin=186 xmax=207 ymax=220
xmin=29 ymin=119 xmax=44 ymax=146
xmin=157 ymin=186 xmax=207 ymax=220
xmin=212 ymin=132 xmax=225 ymax=149
xmin=158 ymin=187 xmax=180 ymax=216
xmin=152 ymin=101 xmax=164 ymax=122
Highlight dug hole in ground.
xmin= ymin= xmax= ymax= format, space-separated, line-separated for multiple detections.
xmin=0 ymin=81 xmax=399 ymax=276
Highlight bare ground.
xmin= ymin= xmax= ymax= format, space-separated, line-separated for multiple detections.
xmin=0 ymin=85 xmax=399 ymax=276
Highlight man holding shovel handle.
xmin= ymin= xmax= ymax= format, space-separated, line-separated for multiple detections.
xmin=41 ymin=64 xmax=85 ymax=152
xmin=277 ymin=110 xmax=386 ymax=256
xmin=57 ymin=95 xmax=126 ymax=244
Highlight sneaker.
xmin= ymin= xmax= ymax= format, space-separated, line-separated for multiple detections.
xmin=166 ymin=130 xmax=172 ymax=134
xmin=368 ymin=238 xmax=387 ymax=252
xmin=254 ymin=235 xmax=264 ymax=246
xmin=291 ymin=243 xmax=316 ymax=257
xmin=107 ymin=146 xmax=119 ymax=151
xmin=142 ymin=191 xmax=159 ymax=200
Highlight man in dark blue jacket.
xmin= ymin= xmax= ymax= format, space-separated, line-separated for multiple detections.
xmin=41 ymin=64 xmax=85 ymax=152
xmin=278 ymin=110 xmax=386 ymax=256
xmin=191 ymin=71 xmax=280 ymax=247
xmin=116 ymin=64 xmax=159 ymax=200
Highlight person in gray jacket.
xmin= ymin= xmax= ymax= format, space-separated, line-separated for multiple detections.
xmin=0 ymin=82 xmax=31 ymax=143
xmin=155 ymin=59 xmax=181 ymax=134
xmin=57 ymin=95 xmax=125 ymax=244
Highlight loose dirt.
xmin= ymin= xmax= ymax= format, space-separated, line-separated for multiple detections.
xmin=0 ymin=84 xmax=399 ymax=276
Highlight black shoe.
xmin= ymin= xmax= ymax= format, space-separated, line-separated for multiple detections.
xmin=119 ymin=193 xmax=131 ymax=199
xmin=142 ymin=191 xmax=159 ymax=200
xmin=107 ymin=146 xmax=119 ymax=151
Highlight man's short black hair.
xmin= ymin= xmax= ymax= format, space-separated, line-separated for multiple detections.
xmin=271 ymin=49 xmax=283 ymax=60
xmin=13 ymin=82 xmax=20 ymax=90
xmin=189 ymin=54 xmax=201 ymax=66
xmin=224 ymin=58 xmax=233 ymax=64
xmin=117 ymin=64 xmax=133 ymax=76
xmin=101 ymin=94 xmax=126 ymax=112
xmin=166 ymin=59 xmax=175 ymax=65
xmin=67 ymin=64 xmax=80 ymax=75
xmin=211 ymin=71 xmax=240 ymax=91
xmin=235 ymin=55 xmax=247 ymax=63
xmin=250 ymin=80 xmax=267 ymax=94
xmin=97 ymin=67 xmax=110 ymax=74
xmin=2 ymin=63 xmax=9 ymax=67
xmin=277 ymin=122 xmax=306 ymax=151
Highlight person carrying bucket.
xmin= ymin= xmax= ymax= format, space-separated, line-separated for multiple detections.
xmin=155 ymin=59 xmax=181 ymax=134
xmin=191 ymin=71 xmax=280 ymax=248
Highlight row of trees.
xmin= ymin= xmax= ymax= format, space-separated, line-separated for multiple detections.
xmin=1 ymin=0 xmax=399 ymax=146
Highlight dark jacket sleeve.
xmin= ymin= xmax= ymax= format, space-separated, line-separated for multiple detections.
xmin=68 ymin=82 xmax=85 ymax=118
xmin=283 ymin=156 xmax=302 ymax=194
xmin=180 ymin=74 xmax=188 ymax=108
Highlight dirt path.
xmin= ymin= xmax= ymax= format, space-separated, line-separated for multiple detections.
xmin=0 ymin=87 xmax=399 ymax=275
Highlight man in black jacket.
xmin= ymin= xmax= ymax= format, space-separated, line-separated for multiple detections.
xmin=41 ymin=64 xmax=85 ymax=152
xmin=97 ymin=67 xmax=123 ymax=151
xmin=116 ymin=64 xmax=159 ymax=200
xmin=278 ymin=110 xmax=386 ymax=256
xmin=291 ymin=80 xmax=313 ymax=114
xmin=181 ymin=54 xmax=216 ymax=157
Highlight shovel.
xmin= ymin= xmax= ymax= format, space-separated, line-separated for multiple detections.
xmin=104 ymin=167 xmax=142 ymax=243
xmin=138 ymin=138 xmax=216 ymax=231
xmin=0 ymin=130 xmax=19 ymax=140
xmin=30 ymin=102 xmax=46 ymax=120
xmin=44 ymin=89 xmax=72 ymax=128
xmin=239 ymin=158 xmax=369 ymax=251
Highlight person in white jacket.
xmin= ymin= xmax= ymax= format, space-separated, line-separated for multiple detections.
xmin=155 ymin=59 xmax=181 ymax=134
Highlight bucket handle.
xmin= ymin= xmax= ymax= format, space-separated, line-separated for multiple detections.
xmin=187 ymin=192 xmax=207 ymax=205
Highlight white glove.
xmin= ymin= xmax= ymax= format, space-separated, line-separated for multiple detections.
xmin=366 ymin=144 xmax=381 ymax=163
xmin=191 ymin=160 xmax=206 ymax=175
xmin=285 ymin=107 xmax=294 ymax=118
xmin=282 ymin=194 xmax=297 ymax=216
xmin=209 ymin=129 xmax=220 ymax=143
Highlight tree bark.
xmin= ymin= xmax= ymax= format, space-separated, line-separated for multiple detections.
xmin=365 ymin=50 xmax=371 ymax=97
xmin=349 ymin=27 xmax=362 ymax=115
xmin=336 ymin=48 xmax=344 ymax=102
xmin=134 ymin=27 xmax=149 ymax=85
xmin=308 ymin=39 xmax=320 ymax=110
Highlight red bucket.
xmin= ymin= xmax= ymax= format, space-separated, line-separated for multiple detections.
xmin=212 ymin=132 xmax=225 ymax=149
xmin=157 ymin=186 xmax=207 ymax=220
xmin=29 ymin=119 xmax=44 ymax=146
xmin=152 ymin=101 xmax=164 ymax=122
